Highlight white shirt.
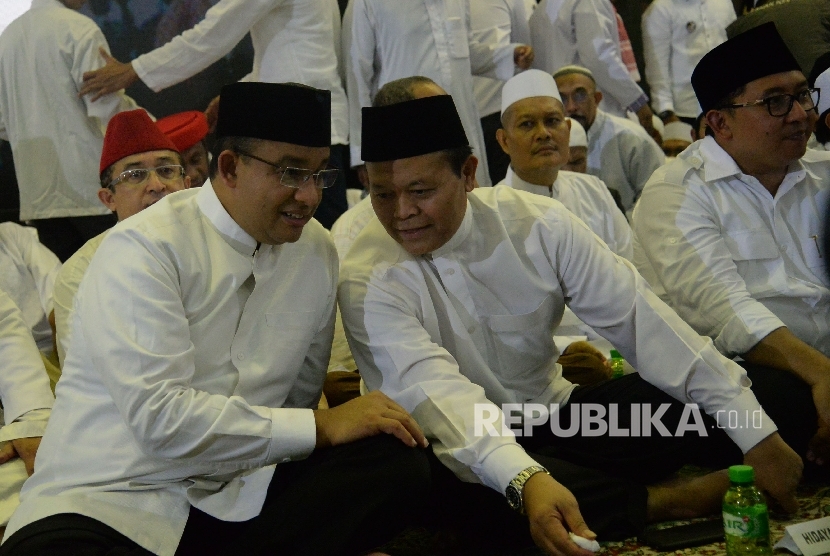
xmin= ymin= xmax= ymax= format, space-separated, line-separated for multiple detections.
xmin=586 ymin=109 xmax=666 ymax=212
xmin=0 ymin=289 xmax=54 ymax=525
xmin=0 ymin=223 xmax=61 ymax=353
xmin=529 ymin=0 xmax=648 ymax=117
xmin=345 ymin=0 xmax=519 ymax=186
xmin=631 ymin=137 xmax=830 ymax=358
xmin=330 ymin=195 xmax=376 ymax=260
xmin=641 ymin=0 xmax=735 ymax=118
xmin=52 ymin=231 xmax=108 ymax=365
xmin=5 ymin=183 xmax=338 ymax=556
xmin=470 ymin=0 xmax=531 ymax=118
xmin=0 ymin=0 xmax=138 ymax=220
xmin=339 ymin=186 xmax=775 ymax=495
xmin=498 ymin=167 xmax=633 ymax=259
xmin=132 ymin=0 xmax=348 ymax=144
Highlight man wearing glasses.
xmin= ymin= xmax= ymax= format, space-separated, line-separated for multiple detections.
xmin=0 ymin=82 xmax=429 ymax=556
xmin=51 ymin=108 xmax=190 ymax=366
xmin=632 ymin=22 xmax=829 ymax=474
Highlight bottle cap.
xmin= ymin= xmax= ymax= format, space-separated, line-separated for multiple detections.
xmin=610 ymin=350 xmax=622 ymax=359
xmin=728 ymin=465 xmax=755 ymax=483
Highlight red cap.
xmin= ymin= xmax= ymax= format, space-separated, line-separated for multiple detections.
xmin=156 ymin=111 xmax=209 ymax=152
xmin=100 ymin=109 xmax=179 ymax=175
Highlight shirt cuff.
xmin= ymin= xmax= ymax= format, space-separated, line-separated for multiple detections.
xmin=715 ymin=312 xmax=786 ymax=358
xmin=479 ymin=443 xmax=542 ymax=494
xmin=265 ymin=408 xmax=317 ymax=465
xmin=0 ymin=408 xmax=51 ymax=443
xmin=714 ymin=389 xmax=777 ymax=454
xmin=627 ymin=94 xmax=650 ymax=114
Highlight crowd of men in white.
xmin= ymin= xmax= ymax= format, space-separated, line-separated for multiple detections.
xmin=0 ymin=0 xmax=828 ymax=554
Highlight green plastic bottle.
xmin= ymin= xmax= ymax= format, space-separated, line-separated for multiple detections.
xmin=723 ymin=465 xmax=771 ymax=555
xmin=609 ymin=350 xmax=625 ymax=378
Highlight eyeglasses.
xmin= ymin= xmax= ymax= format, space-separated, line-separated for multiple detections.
xmin=236 ymin=150 xmax=339 ymax=189
xmin=722 ymin=88 xmax=820 ymax=117
xmin=109 ymin=165 xmax=185 ymax=189
xmin=559 ymin=88 xmax=591 ymax=106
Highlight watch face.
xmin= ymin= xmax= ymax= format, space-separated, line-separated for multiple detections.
xmin=506 ymin=485 xmax=521 ymax=510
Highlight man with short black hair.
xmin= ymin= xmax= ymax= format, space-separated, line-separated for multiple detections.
xmin=632 ymin=22 xmax=828 ymax=470
xmin=1 ymin=82 xmax=429 ymax=556
xmin=340 ymin=91 xmax=803 ymax=556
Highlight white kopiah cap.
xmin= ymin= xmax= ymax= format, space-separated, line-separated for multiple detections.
xmin=568 ymin=118 xmax=587 ymax=147
xmin=663 ymin=121 xmax=693 ymax=143
xmin=816 ymin=67 xmax=830 ymax=115
xmin=501 ymin=69 xmax=562 ymax=116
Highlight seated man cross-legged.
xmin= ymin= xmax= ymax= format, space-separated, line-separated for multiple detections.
xmin=339 ymin=90 xmax=806 ymax=555
xmin=0 ymin=82 xmax=429 ymax=556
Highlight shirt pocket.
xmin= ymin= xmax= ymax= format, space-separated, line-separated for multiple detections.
xmin=445 ymin=17 xmax=470 ymax=59
xmin=801 ymin=232 xmax=828 ymax=282
xmin=722 ymin=228 xmax=781 ymax=294
xmin=484 ymin=296 xmax=555 ymax=378
xmin=265 ymin=311 xmax=320 ymax=344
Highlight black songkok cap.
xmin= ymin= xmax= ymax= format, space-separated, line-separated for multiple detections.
xmin=216 ymin=82 xmax=331 ymax=147
xmin=692 ymin=22 xmax=801 ymax=114
xmin=361 ymin=95 xmax=469 ymax=162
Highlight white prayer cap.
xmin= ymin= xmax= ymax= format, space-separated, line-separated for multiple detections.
xmin=553 ymin=65 xmax=595 ymax=83
xmin=501 ymin=69 xmax=562 ymax=116
xmin=568 ymin=118 xmax=587 ymax=147
xmin=663 ymin=121 xmax=694 ymax=143
xmin=816 ymin=67 xmax=830 ymax=115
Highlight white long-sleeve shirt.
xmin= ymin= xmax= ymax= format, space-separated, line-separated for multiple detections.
xmin=0 ymin=0 xmax=138 ymax=220
xmin=586 ymin=109 xmax=665 ymax=212
xmin=529 ymin=0 xmax=648 ymax=117
xmin=498 ymin=167 xmax=632 ymax=259
xmin=5 ymin=183 xmax=338 ymax=556
xmin=339 ymin=186 xmax=775 ymax=495
xmin=470 ymin=0 xmax=531 ymax=118
xmin=0 ymin=223 xmax=61 ymax=353
xmin=132 ymin=0 xmax=348 ymax=144
xmin=345 ymin=0 xmax=518 ymax=186
xmin=632 ymin=137 xmax=830 ymax=358
xmin=641 ymin=0 xmax=735 ymax=118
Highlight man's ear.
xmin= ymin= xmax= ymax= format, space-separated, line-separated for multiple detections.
xmin=97 ymin=187 xmax=117 ymax=212
xmin=496 ymin=127 xmax=510 ymax=155
xmin=183 ymin=175 xmax=192 ymax=189
xmin=462 ymin=155 xmax=478 ymax=192
xmin=217 ymin=150 xmax=239 ymax=187
xmin=594 ymin=90 xmax=603 ymax=104
xmin=705 ymin=109 xmax=732 ymax=141
xmin=824 ymin=111 xmax=830 ymax=130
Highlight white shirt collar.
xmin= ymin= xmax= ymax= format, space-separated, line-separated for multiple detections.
xmin=504 ymin=166 xmax=555 ymax=197
xmin=430 ymin=197 xmax=473 ymax=259
xmin=197 ymin=179 xmax=258 ymax=255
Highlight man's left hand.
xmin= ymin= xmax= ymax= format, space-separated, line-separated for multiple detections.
xmin=79 ymin=48 xmax=139 ymax=101
xmin=0 ymin=437 xmax=42 ymax=476
xmin=514 ymin=46 xmax=534 ymax=70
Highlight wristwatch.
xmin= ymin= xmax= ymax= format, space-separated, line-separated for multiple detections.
xmin=506 ymin=465 xmax=549 ymax=514
xmin=658 ymin=110 xmax=675 ymax=122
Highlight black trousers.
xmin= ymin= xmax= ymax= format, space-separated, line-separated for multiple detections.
xmin=414 ymin=367 xmax=816 ymax=553
xmin=0 ymin=435 xmax=431 ymax=556
xmin=30 ymin=214 xmax=117 ymax=262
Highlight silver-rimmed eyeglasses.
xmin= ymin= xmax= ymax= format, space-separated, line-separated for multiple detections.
xmin=108 ymin=165 xmax=185 ymax=190
xmin=236 ymin=150 xmax=339 ymax=189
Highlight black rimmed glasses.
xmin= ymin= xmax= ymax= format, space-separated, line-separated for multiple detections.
xmin=722 ymin=88 xmax=820 ymax=117
xmin=236 ymin=150 xmax=339 ymax=189
xmin=108 ymin=165 xmax=185 ymax=190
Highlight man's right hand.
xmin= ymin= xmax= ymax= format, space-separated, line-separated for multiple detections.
xmin=312 ymin=391 xmax=428 ymax=449
xmin=523 ymin=472 xmax=597 ymax=556
xmin=79 ymin=48 xmax=139 ymax=101
xmin=744 ymin=432 xmax=802 ymax=513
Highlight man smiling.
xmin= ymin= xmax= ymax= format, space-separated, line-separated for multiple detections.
xmin=632 ymin=22 xmax=829 ymax=472
xmin=1 ymin=82 xmax=429 ymax=556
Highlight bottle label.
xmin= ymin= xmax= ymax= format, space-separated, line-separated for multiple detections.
xmin=723 ymin=507 xmax=770 ymax=539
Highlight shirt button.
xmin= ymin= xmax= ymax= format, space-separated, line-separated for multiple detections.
xmin=447 ymin=268 xmax=455 ymax=276
xmin=468 ymin=325 xmax=476 ymax=333
xmin=237 ymin=353 xmax=245 ymax=361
